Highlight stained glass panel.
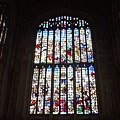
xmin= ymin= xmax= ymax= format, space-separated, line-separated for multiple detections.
xmin=0 ymin=14 xmax=3 ymax=25
xmin=0 ymin=13 xmax=8 ymax=59
xmin=47 ymin=30 xmax=53 ymax=63
xmin=30 ymin=67 xmax=39 ymax=114
xmin=60 ymin=65 xmax=67 ymax=114
xmin=34 ymin=30 xmax=42 ymax=63
xmin=53 ymin=65 xmax=60 ymax=114
xmin=80 ymin=28 xmax=87 ymax=62
xmin=54 ymin=29 xmax=60 ymax=64
xmin=76 ymin=65 xmax=83 ymax=114
xmin=86 ymin=27 xmax=94 ymax=62
xmin=67 ymin=29 xmax=73 ymax=63
xmin=61 ymin=29 xmax=66 ymax=64
xmin=68 ymin=65 xmax=74 ymax=114
xmin=30 ymin=15 xmax=98 ymax=115
xmin=89 ymin=65 xmax=98 ymax=114
xmin=41 ymin=30 xmax=47 ymax=63
xmin=74 ymin=28 xmax=80 ymax=63
xmin=37 ymin=66 xmax=45 ymax=114
xmin=82 ymin=65 xmax=90 ymax=114
xmin=45 ymin=66 xmax=52 ymax=114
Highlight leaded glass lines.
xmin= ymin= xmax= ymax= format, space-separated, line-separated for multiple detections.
xmin=0 ymin=13 xmax=7 ymax=59
xmin=30 ymin=15 xmax=98 ymax=115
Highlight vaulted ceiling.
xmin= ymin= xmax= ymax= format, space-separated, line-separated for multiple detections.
xmin=6 ymin=0 xmax=115 ymax=23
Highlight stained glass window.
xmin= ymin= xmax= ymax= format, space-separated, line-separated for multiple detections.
xmin=30 ymin=15 xmax=98 ymax=115
xmin=0 ymin=7 xmax=8 ymax=59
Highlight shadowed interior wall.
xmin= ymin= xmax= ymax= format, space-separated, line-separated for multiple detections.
xmin=0 ymin=0 xmax=120 ymax=120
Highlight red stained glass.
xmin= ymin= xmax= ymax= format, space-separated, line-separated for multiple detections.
xmin=31 ymin=15 xmax=98 ymax=115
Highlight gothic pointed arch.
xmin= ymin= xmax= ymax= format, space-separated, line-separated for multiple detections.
xmin=30 ymin=15 xmax=98 ymax=115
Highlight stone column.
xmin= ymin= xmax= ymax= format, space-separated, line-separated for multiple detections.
xmin=13 ymin=26 xmax=36 ymax=120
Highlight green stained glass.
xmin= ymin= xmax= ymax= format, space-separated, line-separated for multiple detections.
xmin=31 ymin=15 xmax=98 ymax=115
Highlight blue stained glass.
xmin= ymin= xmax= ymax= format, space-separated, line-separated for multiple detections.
xmin=55 ymin=29 xmax=60 ymax=64
xmin=31 ymin=15 xmax=98 ymax=115
xmin=53 ymin=65 xmax=60 ymax=114
xmin=45 ymin=66 xmax=52 ymax=114
xmin=89 ymin=65 xmax=98 ymax=114
xmin=76 ymin=65 xmax=83 ymax=114
xmin=61 ymin=29 xmax=66 ymax=64
xmin=89 ymin=65 xmax=94 ymax=72
xmin=60 ymin=65 xmax=67 ymax=114
xmin=68 ymin=65 xmax=74 ymax=114
xmin=82 ymin=66 xmax=90 ymax=114
xmin=82 ymin=20 xmax=84 ymax=26
xmin=86 ymin=27 xmax=94 ymax=62
xmin=80 ymin=28 xmax=87 ymax=62
xmin=74 ymin=28 xmax=80 ymax=63
xmin=41 ymin=30 xmax=48 ymax=63
xmin=47 ymin=30 xmax=53 ymax=63
xmin=67 ymin=28 xmax=73 ymax=63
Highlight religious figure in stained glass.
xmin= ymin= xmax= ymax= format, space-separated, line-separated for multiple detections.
xmin=30 ymin=15 xmax=98 ymax=115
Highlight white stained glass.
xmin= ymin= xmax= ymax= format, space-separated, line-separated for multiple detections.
xmin=41 ymin=30 xmax=47 ymax=63
xmin=47 ymin=31 xmax=53 ymax=63
xmin=67 ymin=29 xmax=73 ymax=63
xmin=68 ymin=65 xmax=74 ymax=114
xmin=30 ymin=67 xmax=39 ymax=114
xmin=31 ymin=16 xmax=98 ymax=115
xmin=53 ymin=65 xmax=60 ymax=114
xmin=74 ymin=28 xmax=80 ymax=63
xmin=80 ymin=28 xmax=87 ymax=62
xmin=34 ymin=30 xmax=42 ymax=63
xmin=55 ymin=29 xmax=60 ymax=64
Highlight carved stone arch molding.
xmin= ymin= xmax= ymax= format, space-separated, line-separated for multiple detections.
xmin=21 ymin=8 xmax=102 ymax=120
